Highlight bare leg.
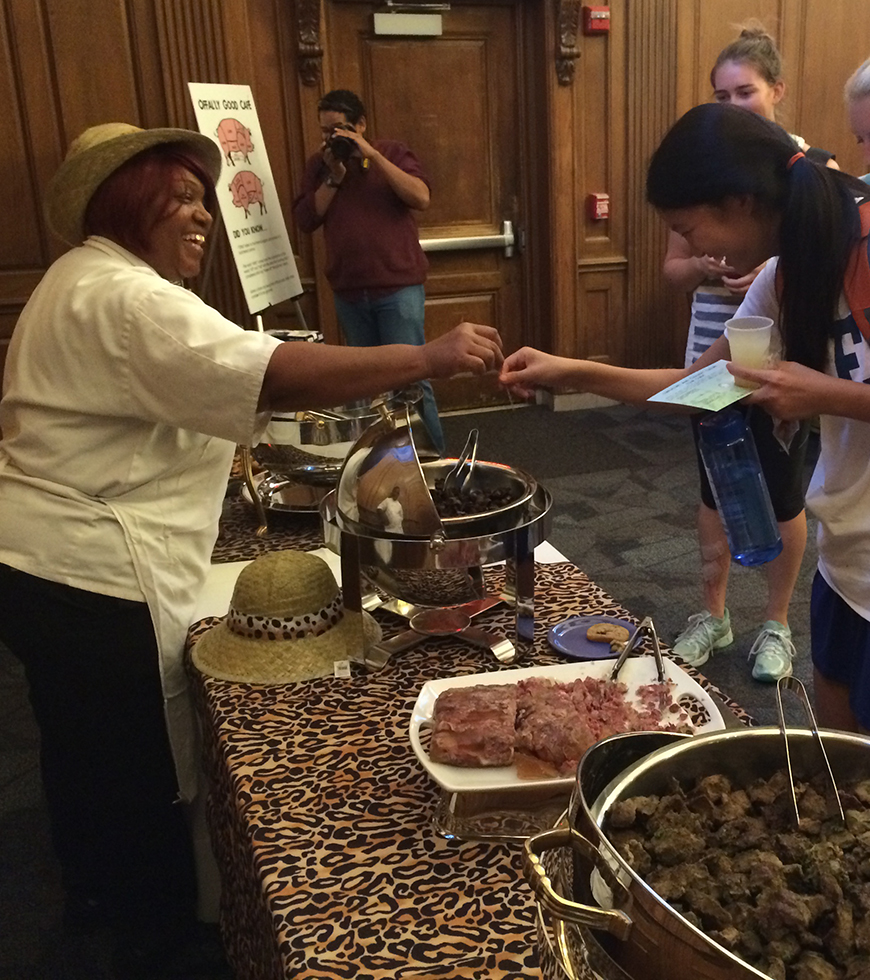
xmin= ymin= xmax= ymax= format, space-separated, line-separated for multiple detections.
xmin=697 ymin=503 xmax=730 ymax=618
xmin=813 ymin=667 xmax=860 ymax=732
xmin=761 ymin=510 xmax=808 ymax=627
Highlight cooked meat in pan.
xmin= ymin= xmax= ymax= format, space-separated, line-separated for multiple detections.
xmin=604 ymin=770 xmax=870 ymax=980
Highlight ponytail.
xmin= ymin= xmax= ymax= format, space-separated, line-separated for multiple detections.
xmin=777 ymin=156 xmax=861 ymax=370
xmin=648 ymin=103 xmax=863 ymax=372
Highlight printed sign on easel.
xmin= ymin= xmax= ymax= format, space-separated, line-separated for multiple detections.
xmin=188 ymin=82 xmax=302 ymax=315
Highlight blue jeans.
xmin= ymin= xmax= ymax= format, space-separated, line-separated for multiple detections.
xmin=333 ymin=284 xmax=445 ymax=454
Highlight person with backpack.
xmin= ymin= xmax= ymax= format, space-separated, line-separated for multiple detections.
xmin=501 ymin=102 xmax=870 ymax=732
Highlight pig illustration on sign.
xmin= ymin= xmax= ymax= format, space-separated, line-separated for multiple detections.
xmin=216 ymin=118 xmax=254 ymax=166
xmin=228 ymin=171 xmax=267 ymax=218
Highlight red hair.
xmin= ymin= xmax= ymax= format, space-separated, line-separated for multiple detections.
xmin=84 ymin=144 xmax=217 ymax=253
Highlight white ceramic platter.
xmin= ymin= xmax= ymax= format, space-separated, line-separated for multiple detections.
xmin=409 ymin=657 xmax=725 ymax=793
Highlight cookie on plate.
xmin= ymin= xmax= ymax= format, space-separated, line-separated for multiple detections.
xmin=586 ymin=622 xmax=630 ymax=647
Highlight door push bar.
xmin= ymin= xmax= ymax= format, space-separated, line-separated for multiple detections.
xmin=420 ymin=219 xmax=516 ymax=257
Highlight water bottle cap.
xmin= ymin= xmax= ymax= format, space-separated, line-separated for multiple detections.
xmin=698 ymin=409 xmax=746 ymax=447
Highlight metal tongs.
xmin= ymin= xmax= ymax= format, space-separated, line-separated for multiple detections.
xmin=609 ymin=616 xmax=666 ymax=684
xmin=443 ymin=428 xmax=479 ymax=493
xmin=776 ymin=675 xmax=845 ymax=828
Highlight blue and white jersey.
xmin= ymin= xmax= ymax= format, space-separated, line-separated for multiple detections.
xmin=738 ymin=255 xmax=870 ymax=621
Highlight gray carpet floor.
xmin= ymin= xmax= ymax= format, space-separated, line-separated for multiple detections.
xmin=0 ymin=401 xmax=821 ymax=978
xmin=442 ymin=403 xmax=819 ymax=727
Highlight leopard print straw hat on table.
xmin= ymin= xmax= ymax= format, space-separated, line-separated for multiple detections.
xmin=192 ymin=551 xmax=382 ymax=684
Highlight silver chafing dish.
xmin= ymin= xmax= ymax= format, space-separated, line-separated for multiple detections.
xmin=240 ymin=387 xmax=435 ymax=533
xmin=320 ymin=398 xmax=552 ymax=667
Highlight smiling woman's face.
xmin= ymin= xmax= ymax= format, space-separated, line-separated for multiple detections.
xmin=138 ymin=167 xmax=213 ymax=281
xmin=661 ymin=197 xmax=779 ymax=274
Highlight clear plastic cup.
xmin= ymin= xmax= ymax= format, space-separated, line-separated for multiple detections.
xmin=725 ymin=316 xmax=773 ymax=389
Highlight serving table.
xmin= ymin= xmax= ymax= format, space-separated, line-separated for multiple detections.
xmin=188 ymin=496 xmax=754 ymax=980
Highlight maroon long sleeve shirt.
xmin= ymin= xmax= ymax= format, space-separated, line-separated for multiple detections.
xmin=292 ymin=139 xmax=429 ymax=298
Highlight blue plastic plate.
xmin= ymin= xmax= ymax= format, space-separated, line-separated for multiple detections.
xmin=547 ymin=615 xmax=638 ymax=660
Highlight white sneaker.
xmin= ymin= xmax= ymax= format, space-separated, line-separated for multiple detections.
xmin=749 ymin=621 xmax=795 ymax=683
xmin=672 ymin=609 xmax=733 ymax=667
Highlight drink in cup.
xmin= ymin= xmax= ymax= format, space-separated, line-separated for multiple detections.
xmin=725 ymin=316 xmax=773 ymax=389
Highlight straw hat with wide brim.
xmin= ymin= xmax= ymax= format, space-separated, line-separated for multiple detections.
xmin=192 ymin=550 xmax=382 ymax=685
xmin=45 ymin=122 xmax=223 ymax=246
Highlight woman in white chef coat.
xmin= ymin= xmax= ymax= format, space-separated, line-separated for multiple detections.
xmin=0 ymin=123 xmax=502 ymax=979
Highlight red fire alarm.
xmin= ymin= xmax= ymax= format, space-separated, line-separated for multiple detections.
xmin=587 ymin=192 xmax=610 ymax=221
xmin=582 ymin=6 xmax=611 ymax=34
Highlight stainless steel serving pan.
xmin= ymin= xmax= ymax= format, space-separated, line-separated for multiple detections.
xmin=320 ymin=484 xmax=551 ymax=607
xmin=252 ymin=386 xmax=433 ymax=485
xmin=525 ymin=727 xmax=870 ymax=980
xmin=422 ymin=458 xmax=537 ymax=537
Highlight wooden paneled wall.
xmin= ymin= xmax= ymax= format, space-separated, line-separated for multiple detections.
xmin=622 ymin=0 xmax=686 ymax=368
xmin=0 ymin=0 xmax=313 ymax=359
xmin=674 ymin=0 xmax=870 ymax=179
xmin=3 ymin=0 xmax=870 ymax=387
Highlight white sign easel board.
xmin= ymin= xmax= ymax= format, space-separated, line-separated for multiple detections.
xmin=188 ymin=82 xmax=303 ymax=315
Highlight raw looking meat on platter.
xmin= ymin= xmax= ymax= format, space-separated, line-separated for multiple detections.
xmin=429 ymin=675 xmax=693 ymax=778
xmin=429 ymin=684 xmax=516 ymax=768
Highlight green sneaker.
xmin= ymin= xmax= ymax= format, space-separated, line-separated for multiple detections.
xmin=750 ymin=621 xmax=795 ymax=683
xmin=672 ymin=609 xmax=733 ymax=667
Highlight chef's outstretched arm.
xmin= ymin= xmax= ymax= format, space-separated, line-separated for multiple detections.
xmin=259 ymin=321 xmax=503 ymax=413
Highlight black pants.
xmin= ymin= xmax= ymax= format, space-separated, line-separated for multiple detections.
xmin=0 ymin=564 xmax=197 ymax=938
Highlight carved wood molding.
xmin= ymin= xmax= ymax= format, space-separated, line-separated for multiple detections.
xmin=295 ymin=0 xmax=323 ymax=86
xmin=556 ymin=0 xmax=582 ymax=85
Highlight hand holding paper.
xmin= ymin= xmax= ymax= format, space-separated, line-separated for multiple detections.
xmin=647 ymin=360 xmax=752 ymax=412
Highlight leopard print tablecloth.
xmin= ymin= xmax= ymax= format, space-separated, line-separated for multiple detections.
xmin=214 ymin=493 xmax=324 ymax=562
xmin=189 ymin=540 xmax=755 ymax=979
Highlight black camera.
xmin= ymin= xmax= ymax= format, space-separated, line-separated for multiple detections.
xmin=327 ymin=124 xmax=356 ymax=163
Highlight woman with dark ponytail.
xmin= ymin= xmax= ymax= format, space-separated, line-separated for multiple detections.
xmin=649 ymin=104 xmax=858 ymax=373
xmin=501 ymin=102 xmax=870 ymax=732
xmin=661 ymin=26 xmax=839 ymax=682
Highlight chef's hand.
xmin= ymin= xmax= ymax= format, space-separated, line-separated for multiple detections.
xmin=423 ymin=322 xmax=503 ymax=378
xmin=499 ymin=346 xmax=575 ymax=400
xmin=727 ymin=360 xmax=829 ymax=420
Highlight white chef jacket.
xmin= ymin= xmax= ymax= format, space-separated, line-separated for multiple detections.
xmin=0 ymin=237 xmax=282 ymax=798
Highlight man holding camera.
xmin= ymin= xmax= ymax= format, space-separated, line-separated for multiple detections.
xmin=293 ymin=89 xmax=444 ymax=453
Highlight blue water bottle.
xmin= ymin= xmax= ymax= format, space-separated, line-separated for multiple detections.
xmin=697 ymin=409 xmax=783 ymax=566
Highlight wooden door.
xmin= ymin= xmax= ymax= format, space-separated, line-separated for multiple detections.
xmin=318 ymin=0 xmax=533 ymax=410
